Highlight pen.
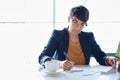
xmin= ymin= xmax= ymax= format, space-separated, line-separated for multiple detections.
xmin=38 ymin=64 xmax=45 ymax=71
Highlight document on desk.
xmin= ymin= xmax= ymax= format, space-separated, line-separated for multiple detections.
xmin=69 ymin=65 xmax=112 ymax=76
xmin=89 ymin=65 xmax=112 ymax=72
xmin=70 ymin=67 xmax=84 ymax=72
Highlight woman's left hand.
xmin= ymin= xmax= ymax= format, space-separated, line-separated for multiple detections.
xmin=106 ymin=57 xmax=118 ymax=69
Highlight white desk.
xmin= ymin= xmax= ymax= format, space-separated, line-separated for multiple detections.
xmin=9 ymin=61 xmax=116 ymax=80
xmin=36 ymin=65 xmax=116 ymax=80
xmin=4 ymin=57 xmax=115 ymax=80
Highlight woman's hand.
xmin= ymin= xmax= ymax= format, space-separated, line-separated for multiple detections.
xmin=60 ymin=60 xmax=74 ymax=70
xmin=105 ymin=57 xmax=118 ymax=69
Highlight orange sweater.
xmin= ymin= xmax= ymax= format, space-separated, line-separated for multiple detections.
xmin=68 ymin=40 xmax=86 ymax=65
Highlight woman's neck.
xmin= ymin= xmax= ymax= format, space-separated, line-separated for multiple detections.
xmin=69 ymin=32 xmax=79 ymax=43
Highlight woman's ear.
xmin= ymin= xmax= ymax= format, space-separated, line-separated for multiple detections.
xmin=68 ymin=16 xmax=70 ymax=23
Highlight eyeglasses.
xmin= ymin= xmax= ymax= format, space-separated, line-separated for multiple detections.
xmin=71 ymin=18 xmax=87 ymax=27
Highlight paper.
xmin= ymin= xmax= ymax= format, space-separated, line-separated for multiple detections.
xmin=89 ymin=65 xmax=112 ymax=72
xmin=69 ymin=65 xmax=112 ymax=76
xmin=70 ymin=67 xmax=84 ymax=72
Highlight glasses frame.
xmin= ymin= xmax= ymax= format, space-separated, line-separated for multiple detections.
xmin=71 ymin=17 xmax=87 ymax=27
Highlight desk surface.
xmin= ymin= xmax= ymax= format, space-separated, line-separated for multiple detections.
xmin=1 ymin=58 xmax=116 ymax=80
xmin=5 ymin=63 xmax=116 ymax=80
xmin=36 ymin=65 xmax=116 ymax=80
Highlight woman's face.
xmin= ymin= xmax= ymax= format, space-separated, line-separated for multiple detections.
xmin=68 ymin=16 xmax=85 ymax=35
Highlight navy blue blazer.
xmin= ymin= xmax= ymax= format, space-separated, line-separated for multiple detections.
xmin=39 ymin=27 xmax=107 ymax=65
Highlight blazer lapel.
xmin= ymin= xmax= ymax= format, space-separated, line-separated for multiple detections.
xmin=79 ymin=32 xmax=91 ymax=64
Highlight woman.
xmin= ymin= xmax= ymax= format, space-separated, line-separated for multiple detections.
xmin=38 ymin=5 xmax=117 ymax=70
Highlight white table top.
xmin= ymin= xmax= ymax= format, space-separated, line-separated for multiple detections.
xmin=36 ymin=65 xmax=117 ymax=80
xmin=3 ymin=57 xmax=116 ymax=80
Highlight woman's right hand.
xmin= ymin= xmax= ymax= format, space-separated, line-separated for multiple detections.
xmin=60 ymin=60 xmax=74 ymax=70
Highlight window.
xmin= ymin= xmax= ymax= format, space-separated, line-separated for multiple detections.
xmin=86 ymin=0 xmax=120 ymax=53
xmin=0 ymin=0 xmax=53 ymax=70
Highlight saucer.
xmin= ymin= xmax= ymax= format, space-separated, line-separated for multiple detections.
xmin=42 ymin=69 xmax=63 ymax=75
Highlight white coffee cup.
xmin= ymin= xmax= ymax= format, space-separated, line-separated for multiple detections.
xmin=44 ymin=60 xmax=60 ymax=72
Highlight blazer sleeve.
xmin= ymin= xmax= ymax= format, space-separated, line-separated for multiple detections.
xmin=90 ymin=33 xmax=107 ymax=65
xmin=38 ymin=30 xmax=62 ymax=64
xmin=39 ymin=30 xmax=64 ymax=64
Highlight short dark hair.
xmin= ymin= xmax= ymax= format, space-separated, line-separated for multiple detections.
xmin=70 ymin=5 xmax=89 ymax=25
